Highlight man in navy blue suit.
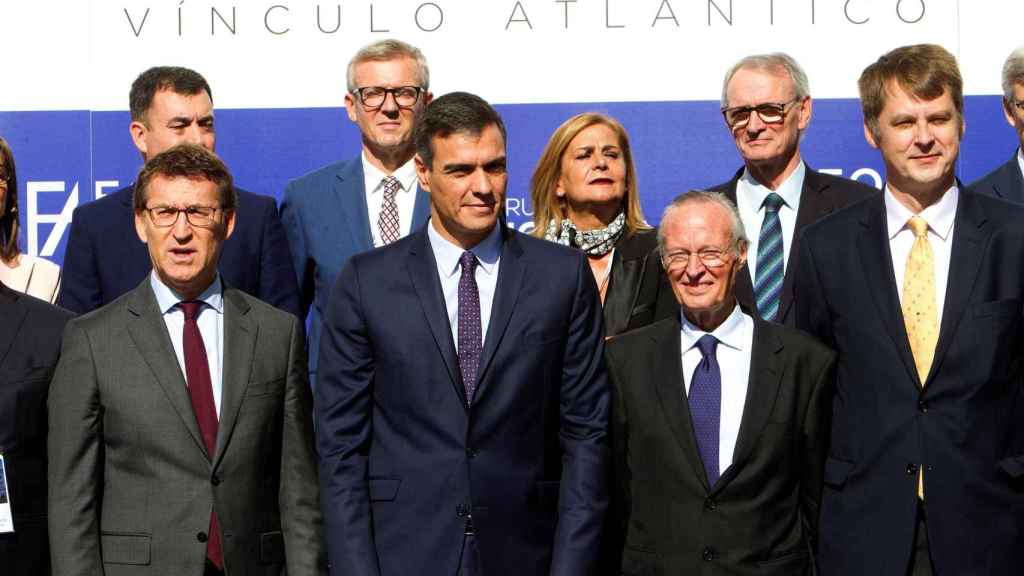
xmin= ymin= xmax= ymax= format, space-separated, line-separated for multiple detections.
xmin=316 ymin=92 xmax=609 ymax=576
xmin=281 ymin=39 xmax=432 ymax=387
xmin=58 ymin=66 xmax=300 ymax=317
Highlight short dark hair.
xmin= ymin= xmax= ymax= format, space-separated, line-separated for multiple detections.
xmin=133 ymin=144 xmax=236 ymax=213
xmin=129 ymin=66 xmax=213 ymax=123
xmin=414 ymin=92 xmax=506 ymax=168
xmin=859 ymin=44 xmax=963 ymax=141
xmin=0 ymin=137 xmax=21 ymax=263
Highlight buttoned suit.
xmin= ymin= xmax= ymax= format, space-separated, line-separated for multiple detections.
xmin=606 ymin=314 xmax=834 ymax=575
xmin=48 ymin=279 xmax=324 ymax=575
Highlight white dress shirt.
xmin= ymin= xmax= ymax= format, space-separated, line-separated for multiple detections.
xmin=884 ymin=184 xmax=958 ymax=327
xmin=1016 ymin=147 xmax=1024 ymax=179
xmin=363 ymin=152 xmax=419 ymax=247
xmin=680 ymin=304 xmax=754 ymax=475
xmin=427 ymin=220 xmax=502 ymax=352
xmin=150 ymin=272 xmax=225 ymax=417
xmin=735 ymin=161 xmax=805 ymax=283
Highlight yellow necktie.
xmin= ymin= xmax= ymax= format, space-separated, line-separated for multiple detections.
xmin=902 ymin=215 xmax=937 ymax=499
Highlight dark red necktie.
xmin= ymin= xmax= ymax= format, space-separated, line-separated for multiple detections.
xmin=178 ymin=301 xmax=223 ymax=570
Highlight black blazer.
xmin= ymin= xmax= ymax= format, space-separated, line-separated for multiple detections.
xmin=970 ymin=152 xmax=1024 ymax=202
xmin=0 ymin=282 xmax=73 ymax=576
xmin=606 ymin=314 xmax=834 ymax=575
xmin=795 ymin=189 xmax=1024 ymax=575
xmin=57 ymin=185 xmax=300 ymax=318
xmin=711 ymin=166 xmax=877 ymax=325
xmin=602 ymin=229 xmax=677 ymax=337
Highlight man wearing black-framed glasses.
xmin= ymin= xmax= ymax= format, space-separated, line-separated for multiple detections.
xmin=281 ymin=39 xmax=433 ymax=388
xmin=971 ymin=46 xmax=1024 ymax=202
xmin=710 ymin=53 xmax=875 ymax=326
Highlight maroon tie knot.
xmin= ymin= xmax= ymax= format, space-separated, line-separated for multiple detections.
xmin=178 ymin=300 xmax=203 ymax=321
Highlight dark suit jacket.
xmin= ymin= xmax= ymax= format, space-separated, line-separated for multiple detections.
xmin=58 ymin=185 xmax=301 ymax=318
xmin=0 ymin=283 xmax=73 ymax=576
xmin=711 ymin=166 xmax=877 ymax=325
xmin=606 ymin=313 xmax=834 ymax=575
xmin=281 ymin=157 xmax=431 ymax=383
xmin=970 ymin=152 xmax=1024 ymax=202
xmin=602 ymin=229 xmax=677 ymax=337
xmin=48 ymin=280 xmax=324 ymax=575
xmin=316 ymin=225 xmax=609 ymax=576
xmin=795 ymin=189 xmax=1024 ymax=575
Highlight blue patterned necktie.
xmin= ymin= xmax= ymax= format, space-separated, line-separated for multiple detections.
xmin=458 ymin=251 xmax=482 ymax=404
xmin=689 ymin=334 xmax=721 ymax=486
xmin=754 ymin=192 xmax=785 ymax=321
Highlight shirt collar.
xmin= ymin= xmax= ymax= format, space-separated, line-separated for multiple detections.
xmin=1017 ymin=147 xmax=1024 ymax=179
xmin=427 ymin=219 xmax=503 ymax=279
xmin=884 ymin=183 xmax=958 ymax=242
xmin=680 ymin=303 xmax=748 ymax=354
xmin=150 ymin=271 xmax=224 ymax=315
xmin=739 ymin=159 xmax=805 ymax=211
xmin=362 ymin=152 xmax=418 ymax=195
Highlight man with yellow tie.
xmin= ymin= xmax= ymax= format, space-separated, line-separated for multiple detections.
xmin=795 ymin=44 xmax=1024 ymax=576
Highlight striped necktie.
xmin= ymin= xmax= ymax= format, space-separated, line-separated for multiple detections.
xmin=754 ymin=192 xmax=785 ymax=321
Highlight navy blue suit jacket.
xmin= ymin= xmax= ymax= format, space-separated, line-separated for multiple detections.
xmin=280 ymin=157 xmax=430 ymax=382
xmin=57 ymin=185 xmax=300 ymax=318
xmin=315 ymin=224 xmax=609 ymax=576
xmin=795 ymin=188 xmax=1024 ymax=575
xmin=970 ymin=152 xmax=1024 ymax=202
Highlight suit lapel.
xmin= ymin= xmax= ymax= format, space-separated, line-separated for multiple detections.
xmin=647 ymin=318 xmax=712 ymax=491
xmin=212 ymin=288 xmax=257 ymax=468
xmin=335 ymin=159 xmax=374 ymax=252
xmin=855 ymin=197 xmax=921 ymax=386
xmin=0 ymin=285 xmax=26 ymax=369
xmin=716 ymin=319 xmax=783 ymax=492
xmin=125 ymin=281 xmax=209 ymax=458
xmin=721 ymin=174 xmax=758 ymax=314
xmin=928 ymin=190 xmax=989 ymax=384
xmin=407 ymin=228 xmax=465 ymax=408
xmin=778 ymin=167 xmax=835 ymax=321
xmin=411 ymin=184 xmax=431 ymax=228
xmin=474 ymin=229 xmax=525 ymax=400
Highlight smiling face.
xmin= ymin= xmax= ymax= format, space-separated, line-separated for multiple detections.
xmin=725 ymin=66 xmax=810 ymax=173
xmin=345 ymin=56 xmax=431 ymax=169
xmin=416 ymin=124 xmax=507 ymax=249
xmin=130 ymin=89 xmax=215 ymax=160
xmin=134 ymin=175 xmax=235 ymax=299
xmin=556 ymin=123 xmax=627 ymax=225
xmin=865 ymin=81 xmax=962 ymax=204
xmin=661 ymin=200 xmax=746 ymax=331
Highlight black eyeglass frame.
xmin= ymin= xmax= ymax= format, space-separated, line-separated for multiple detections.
xmin=351 ymin=86 xmax=425 ymax=110
xmin=720 ymin=97 xmax=803 ymax=129
xmin=143 ymin=205 xmax=226 ymax=228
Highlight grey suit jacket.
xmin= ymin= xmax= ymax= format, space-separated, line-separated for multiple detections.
xmin=48 ymin=279 xmax=324 ymax=575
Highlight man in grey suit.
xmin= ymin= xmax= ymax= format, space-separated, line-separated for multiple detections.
xmin=281 ymin=38 xmax=432 ymax=387
xmin=48 ymin=144 xmax=324 ymax=576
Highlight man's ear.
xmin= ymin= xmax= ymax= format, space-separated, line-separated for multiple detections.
xmin=863 ymin=123 xmax=880 ymax=150
xmin=129 ymin=120 xmax=148 ymax=157
xmin=414 ymin=154 xmax=431 ymax=193
xmin=134 ymin=210 xmax=148 ymax=243
xmin=344 ymin=92 xmax=358 ymax=123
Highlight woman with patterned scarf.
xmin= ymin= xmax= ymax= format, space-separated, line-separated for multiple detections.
xmin=530 ymin=113 xmax=676 ymax=337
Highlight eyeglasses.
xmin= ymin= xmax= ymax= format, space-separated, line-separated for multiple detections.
xmin=352 ymin=86 xmax=424 ymax=110
xmin=721 ymin=98 xmax=801 ymax=129
xmin=661 ymin=247 xmax=735 ymax=270
xmin=144 ymin=205 xmax=224 ymax=228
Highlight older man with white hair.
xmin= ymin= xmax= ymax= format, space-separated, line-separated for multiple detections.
xmin=970 ymin=46 xmax=1024 ymax=201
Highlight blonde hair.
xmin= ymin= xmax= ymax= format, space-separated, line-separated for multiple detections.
xmin=530 ymin=112 xmax=648 ymax=238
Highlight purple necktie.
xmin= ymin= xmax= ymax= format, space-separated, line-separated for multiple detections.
xmin=458 ymin=251 xmax=481 ymax=404
xmin=689 ymin=334 xmax=721 ymax=486
xmin=178 ymin=301 xmax=223 ymax=570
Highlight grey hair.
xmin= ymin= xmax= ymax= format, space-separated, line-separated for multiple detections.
xmin=346 ymin=39 xmax=430 ymax=92
xmin=1003 ymin=46 xmax=1024 ymax=101
xmin=721 ymin=52 xmax=810 ymax=108
xmin=658 ymin=190 xmax=749 ymax=255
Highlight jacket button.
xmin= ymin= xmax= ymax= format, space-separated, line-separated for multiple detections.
xmin=466 ymin=448 xmax=478 ymax=459
xmin=704 ymin=498 xmax=717 ymax=510
xmin=918 ymin=400 xmax=928 ymax=413
xmin=456 ymin=504 xmax=469 ymax=517
xmin=906 ymin=463 xmax=919 ymax=475
xmin=197 ymin=532 xmax=208 ymax=543
xmin=702 ymin=546 xmax=716 ymax=561
xmin=211 ymin=475 xmax=221 ymax=486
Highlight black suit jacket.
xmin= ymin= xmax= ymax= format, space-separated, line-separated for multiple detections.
xmin=795 ymin=189 xmax=1024 ymax=575
xmin=0 ymin=283 xmax=73 ymax=576
xmin=602 ymin=229 xmax=677 ymax=337
xmin=58 ymin=185 xmax=300 ymax=318
xmin=606 ymin=313 xmax=834 ymax=575
xmin=711 ymin=166 xmax=877 ymax=325
xmin=970 ymin=152 xmax=1024 ymax=202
